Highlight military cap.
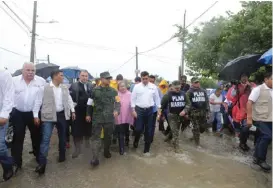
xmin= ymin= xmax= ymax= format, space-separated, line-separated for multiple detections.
xmin=191 ymin=77 xmax=200 ymax=83
xmin=171 ymin=80 xmax=181 ymax=87
xmin=100 ymin=71 xmax=112 ymax=79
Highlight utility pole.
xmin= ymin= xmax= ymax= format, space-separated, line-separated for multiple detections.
xmin=180 ymin=10 xmax=186 ymax=78
xmin=30 ymin=1 xmax=37 ymax=63
xmin=47 ymin=54 xmax=50 ymax=64
xmin=135 ymin=46 xmax=139 ymax=77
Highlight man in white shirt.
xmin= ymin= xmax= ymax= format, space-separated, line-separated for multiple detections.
xmin=35 ymin=70 xmax=75 ymax=175
xmin=11 ymin=62 xmax=46 ymax=172
xmin=247 ymin=71 xmax=272 ymax=172
xmin=131 ymin=71 xmax=161 ymax=155
xmin=209 ymin=88 xmax=223 ymax=135
xmin=0 ymin=70 xmax=14 ymax=181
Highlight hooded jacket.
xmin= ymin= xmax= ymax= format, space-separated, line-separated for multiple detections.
xmin=159 ymin=80 xmax=168 ymax=95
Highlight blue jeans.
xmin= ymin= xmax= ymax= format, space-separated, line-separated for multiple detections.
xmin=254 ymin=121 xmax=272 ymax=161
xmin=0 ymin=123 xmax=13 ymax=170
xmin=39 ymin=112 xmax=67 ymax=164
xmin=135 ymin=106 xmax=154 ymax=152
xmin=212 ymin=112 xmax=222 ymax=132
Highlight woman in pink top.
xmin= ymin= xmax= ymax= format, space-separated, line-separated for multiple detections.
xmin=115 ymin=81 xmax=134 ymax=155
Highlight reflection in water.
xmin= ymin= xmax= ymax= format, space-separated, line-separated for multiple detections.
xmin=1 ymin=128 xmax=271 ymax=188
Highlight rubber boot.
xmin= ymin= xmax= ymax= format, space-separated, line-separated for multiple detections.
xmin=72 ymin=138 xmax=81 ymax=159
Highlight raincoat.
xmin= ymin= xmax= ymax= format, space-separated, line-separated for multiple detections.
xmin=115 ymin=90 xmax=134 ymax=125
xmin=159 ymin=80 xmax=168 ymax=95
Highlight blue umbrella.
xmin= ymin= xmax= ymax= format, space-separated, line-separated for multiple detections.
xmin=61 ymin=66 xmax=93 ymax=80
xmin=259 ymin=48 xmax=272 ymax=65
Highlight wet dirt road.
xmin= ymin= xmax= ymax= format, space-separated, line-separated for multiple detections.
xmin=1 ymin=128 xmax=272 ymax=188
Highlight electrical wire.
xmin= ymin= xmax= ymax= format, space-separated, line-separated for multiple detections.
xmin=185 ymin=1 xmax=218 ymax=29
xmin=0 ymin=5 xmax=30 ymax=36
xmin=2 ymin=1 xmax=31 ymax=31
xmin=109 ymin=55 xmax=136 ymax=73
xmin=11 ymin=1 xmax=32 ymax=20
xmin=0 ymin=46 xmax=29 ymax=57
xmin=139 ymin=1 xmax=219 ymax=54
xmin=37 ymin=36 xmax=135 ymax=55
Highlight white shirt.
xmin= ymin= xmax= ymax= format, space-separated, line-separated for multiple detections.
xmin=209 ymin=93 xmax=223 ymax=112
xmin=50 ymin=82 xmax=64 ymax=112
xmin=131 ymin=82 xmax=161 ymax=109
xmin=249 ymin=83 xmax=272 ymax=102
xmin=0 ymin=70 xmax=14 ymax=119
xmin=13 ymin=75 xmax=46 ymax=118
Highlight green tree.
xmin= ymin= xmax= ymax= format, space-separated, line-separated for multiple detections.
xmin=176 ymin=1 xmax=272 ymax=79
xmin=199 ymin=77 xmax=217 ymax=89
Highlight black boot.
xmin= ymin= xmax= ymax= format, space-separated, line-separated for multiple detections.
xmin=58 ymin=153 xmax=66 ymax=163
xmin=258 ymin=161 xmax=271 ymax=171
xmin=35 ymin=164 xmax=46 ymax=175
xmin=133 ymin=132 xmax=140 ymax=148
xmin=239 ymin=143 xmax=250 ymax=151
xmin=3 ymin=165 xmax=13 ymax=181
xmin=90 ymin=159 xmax=99 ymax=167
xmin=104 ymin=151 xmax=112 ymax=158
xmin=144 ymin=142 xmax=150 ymax=153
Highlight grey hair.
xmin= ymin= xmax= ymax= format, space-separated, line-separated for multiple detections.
xmin=118 ymin=80 xmax=127 ymax=90
xmin=22 ymin=62 xmax=35 ymax=71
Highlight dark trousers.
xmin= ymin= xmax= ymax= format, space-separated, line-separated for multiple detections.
xmin=115 ymin=124 xmax=129 ymax=152
xmin=254 ymin=121 xmax=272 ymax=161
xmin=151 ymin=112 xmax=157 ymax=142
xmin=134 ymin=106 xmax=153 ymax=153
xmin=11 ymin=109 xmax=41 ymax=166
xmin=66 ymin=119 xmax=71 ymax=143
xmin=240 ymin=126 xmax=259 ymax=145
xmin=39 ymin=112 xmax=67 ymax=164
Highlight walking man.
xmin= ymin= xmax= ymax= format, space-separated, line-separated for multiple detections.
xmin=0 ymin=70 xmax=14 ymax=181
xmin=12 ymin=62 xmax=46 ymax=172
xmin=131 ymin=71 xmax=161 ymax=155
xmin=159 ymin=81 xmax=190 ymax=152
xmin=247 ymin=71 xmax=272 ymax=172
xmin=70 ymin=70 xmax=93 ymax=158
xmin=86 ymin=71 xmax=120 ymax=167
xmin=187 ymin=77 xmax=210 ymax=148
xmin=35 ymin=70 xmax=75 ymax=175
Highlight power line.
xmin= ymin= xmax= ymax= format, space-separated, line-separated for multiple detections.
xmin=140 ymin=54 xmax=179 ymax=66
xmin=11 ymin=1 xmax=32 ymax=20
xmin=109 ymin=55 xmax=136 ymax=73
xmin=2 ymin=1 xmax=31 ymax=31
xmin=0 ymin=46 xmax=29 ymax=57
xmin=139 ymin=1 xmax=219 ymax=54
xmin=37 ymin=36 xmax=135 ymax=55
xmin=0 ymin=5 xmax=30 ymax=36
xmin=185 ymin=1 xmax=218 ymax=29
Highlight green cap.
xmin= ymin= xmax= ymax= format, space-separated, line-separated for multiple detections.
xmin=100 ymin=71 xmax=112 ymax=79
xmin=191 ymin=77 xmax=200 ymax=83
xmin=172 ymin=80 xmax=181 ymax=87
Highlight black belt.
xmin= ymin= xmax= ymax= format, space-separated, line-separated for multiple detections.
xmin=57 ymin=110 xmax=64 ymax=114
xmin=136 ymin=106 xmax=153 ymax=110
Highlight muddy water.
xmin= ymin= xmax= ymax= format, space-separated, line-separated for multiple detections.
xmin=1 ymin=128 xmax=272 ymax=188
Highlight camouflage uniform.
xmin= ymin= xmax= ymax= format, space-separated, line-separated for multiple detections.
xmin=187 ymin=77 xmax=210 ymax=146
xmin=161 ymin=81 xmax=190 ymax=151
xmin=87 ymin=72 xmax=120 ymax=161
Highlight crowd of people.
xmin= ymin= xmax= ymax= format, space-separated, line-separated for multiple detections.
xmin=0 ymin=62 xmax=272 ymax=182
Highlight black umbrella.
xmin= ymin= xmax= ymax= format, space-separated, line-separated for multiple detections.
xmin=13 ymin=63 xmax=60 ymax=79
xmin=218 ymin=54 xmax=262 ymax=81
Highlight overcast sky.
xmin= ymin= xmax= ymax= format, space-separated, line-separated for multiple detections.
xmin=0 ymin=0 xmax=242 ymax=81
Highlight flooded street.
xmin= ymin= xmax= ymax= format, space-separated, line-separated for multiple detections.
xmin=1 ymin=127 xmax=271 ymax=188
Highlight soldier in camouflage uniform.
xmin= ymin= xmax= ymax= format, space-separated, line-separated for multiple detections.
xmin=86 ymin=72 xmax=120 ymax=167
xmin=159 ymin=81 xmax=190 ymax=152
xmin=187 ymin=77 xmax=210 ymax=147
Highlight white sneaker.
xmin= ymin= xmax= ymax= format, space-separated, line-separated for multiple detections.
xmin=208 ymin=127 xmax=213 ymax=133
xmin=143 ymin=152 xmax=151 ymax=157
xmin=235 ymin=137 xmax=240 ymax=144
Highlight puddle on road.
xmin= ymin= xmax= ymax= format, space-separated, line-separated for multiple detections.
xmin=1 ymin=128 xmax=272 ymax=188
